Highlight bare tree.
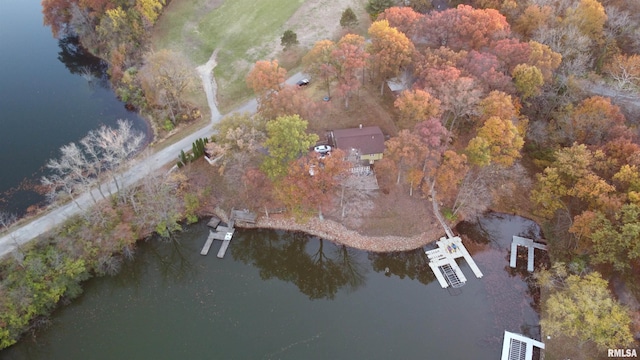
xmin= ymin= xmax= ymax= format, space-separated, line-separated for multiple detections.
xmin=86 ymin=119 xmax=145 ymax=198
xmin=41 ymin=120 xmax=144 ymax=207
xmin=42 ymin=142 xmax=98 ymax=207
xmin=139 ymin=50 xmax=197 ymax=125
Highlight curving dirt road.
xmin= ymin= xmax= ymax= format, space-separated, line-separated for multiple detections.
xmin=0 ymin=57 xmax=305 ymax=259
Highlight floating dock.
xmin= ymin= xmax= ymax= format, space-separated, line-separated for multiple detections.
xmin=510 ymin=236 xmax=548 ymax=272
xmin=500 ymin=331 xmax=545 ymax=360
xmin=426 ymin=236 xmax=483 ymax=288
xmin=201 ymin=210 xmax=255 ymax=258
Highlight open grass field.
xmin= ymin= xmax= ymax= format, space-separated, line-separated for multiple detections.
xmin=152 ymin=0 xmax=308 ymax=111
xmin=152 ymin=0 xmax=366 ymax=112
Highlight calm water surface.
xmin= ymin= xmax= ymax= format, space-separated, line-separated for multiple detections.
xmin=2 ymin=213 xmax=544 ymax=359
xmin=0 ymin=0 xmax=148 ymax=215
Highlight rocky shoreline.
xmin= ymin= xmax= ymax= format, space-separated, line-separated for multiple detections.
xmin=223 ymin=211 xmax=442 ymax=253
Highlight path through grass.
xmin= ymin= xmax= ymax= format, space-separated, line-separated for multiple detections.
xmin=153 ymin=0 xmax=305 ymax=112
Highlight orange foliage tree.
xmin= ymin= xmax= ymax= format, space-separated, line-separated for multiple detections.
xmin=277 ymin=150 xmax=350 ymax=219
xmin=393 ymin=89 xmax=441 ymax=130
xmin=332 ymin=34 xmax=369 ymax=108
xmin=303 ymin=40 xmax=337 ymax=98
xmin=570 ymin=96 xmax=626 ymax=145
xmin=418 ymin=5 xmax=511 ymax=51
xmin=367 ymin=20 xmax=415 ymax=95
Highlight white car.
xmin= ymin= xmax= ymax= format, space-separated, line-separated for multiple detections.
xmin=313 ymin=145 xmax=332 ymax=154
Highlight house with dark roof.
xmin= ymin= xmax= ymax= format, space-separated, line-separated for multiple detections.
xmin=328 ymin=125 xmax=385 ymax=164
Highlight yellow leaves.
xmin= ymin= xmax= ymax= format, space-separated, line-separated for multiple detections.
xmin=512 ymin=64 xmax=544 ymax=100
xmin=564 ymin=0 xmax=607 ymax=41
xmin=106 ymin=7 xmax=127 ymax=29
xmin=540 ymin=268 xmax=634 ymax=349
xmin=465 ymin=136 xmax=491 ymax=167
xmin=393 ymin=89 xmax=441 ymax=129
xmin=136 ymin=0 xmax=165 ymax=24
xmin=527 ymin=41 xmax=561 ymax=82
xmin=569 ymin=173 xmax=615 ymax=205
xmin=368 ymin=20 xmax=415 ymax=79
xmin=475 ymin=116 xmax=524 ymax=167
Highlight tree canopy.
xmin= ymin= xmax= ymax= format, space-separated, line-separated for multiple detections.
xmin=261 ymin=115 xmax=319 ymax=181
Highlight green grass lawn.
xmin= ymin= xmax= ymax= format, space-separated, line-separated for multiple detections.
xmin=152 ymin=0 xmax=306 ymax=112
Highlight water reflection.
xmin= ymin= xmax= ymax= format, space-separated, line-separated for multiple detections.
xmin=230 ymin=229 xmax=367 ymax=300
xmin=369 ymin=250 xmax=435 ymax=285
xmin=2 ymin=216 xmax=545 ymax=360
xmin=57 ymin=35 xmax=109 ymax=87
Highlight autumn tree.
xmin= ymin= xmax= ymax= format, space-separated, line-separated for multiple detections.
xmin=367 ymin=20 xmax=415 ymax=95
xmin=246 ymin=59 xmax=287 ymax=98
xmin=82 ymin=119 xmax=145 ymax=198
xmin=513 ymin=5 xmax=553 ymax=40
xmin=467 ymin=116 xmax=524 ymax=167
xmin=490 ymin=38 xmax=532 ymax=73
xmin=434 ymin=150 xmax=469 ymax=205
xmin=139 ymin=50 xmax=197 ymax=125
xmin=458 ymin=50 xmax=513 ymax=92
xmin=418 ymin=5 xmax=511 ymax=51
xmin=393 ymin=89 xmax=441 ymax=129
xmin=383 ymin=130 xmax=429 ymax=193
xmin=538 ymin=264 xmax=634 ymax=350
xmin=527 ymin=41 xmax=562 ymax=83
xmin=332 ymin=34 xmax=369 ymax=108
xmin=564 ymin=0 xmax=607 ymax=42
xmin=136 ymin=0 xmax=165 ymax=26
xmin=42 ymin=0 xmax=77 ymax=37
xmin=209 ymin=113 xmax=266 ymax=181
xmin=531 ymin=143 xmax=614 ymax=219
xmin=569 ymin=96 xmax=626 ymax=145
xmin=415 ymin=118 xmax=450 ymax=185
xmin=303 ymin=40 xmax=336 ymax=98
xmin=277 ymin=149 xmax=350 ymax=218
xmin=512 ymin=64 xmax=544 ymax=100
xmin=570 ymin=204 xmax=640 ymax=271
xmin=377 ymin=7 xmax=424 ymax=39
xmin=340 ymin=7 xmax=358 ymax=29
xmin=604 ymin=53 xmax=640 ymax=91
xmin=258 ymin=84 xmax=315 ymax=120
xmin=423 ymin=67 xmax=483 ymax=131
xmin=132 ymin=173 xmax=183 ymax=238
xmin=479 ymin=90 xmax=521 ymax=122
xmin=261 ymin=115 xmax=319 ymax=181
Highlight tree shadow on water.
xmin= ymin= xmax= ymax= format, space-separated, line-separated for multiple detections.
xmin=230 ymin=229 xmax=367 ymax=300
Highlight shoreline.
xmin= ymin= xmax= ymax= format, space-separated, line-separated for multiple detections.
xmin=224 ymin=212 xmax=442 ymax=253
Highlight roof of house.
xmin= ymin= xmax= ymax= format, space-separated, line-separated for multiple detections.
xmin=332 ymin=126 xmax=385 ymax=155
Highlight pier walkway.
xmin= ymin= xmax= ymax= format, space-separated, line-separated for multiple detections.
xmin=510 ymin=236 xmax=547 ymax=272
xmin=200 ymin=209 xmax=255 ymax=258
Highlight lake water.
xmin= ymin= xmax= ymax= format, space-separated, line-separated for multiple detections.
xmin=2 ymin=213 xmax=544 ymax=359
xmin=0 ymin=0 xmax=148 ymax=216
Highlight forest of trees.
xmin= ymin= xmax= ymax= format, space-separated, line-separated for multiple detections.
xmin=2 ymin=0 xmax=637 ymax=353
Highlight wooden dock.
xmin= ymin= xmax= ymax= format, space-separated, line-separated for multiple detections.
xmin=200 ymin=210 xmax=255 ymax=258
xmin=500 ymin=331 xmax=544 ymax=360
xmin=510 ymin=236 xmax=548 ymax=272
xmin=425 ymin=236 xmax=483 ymax=288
